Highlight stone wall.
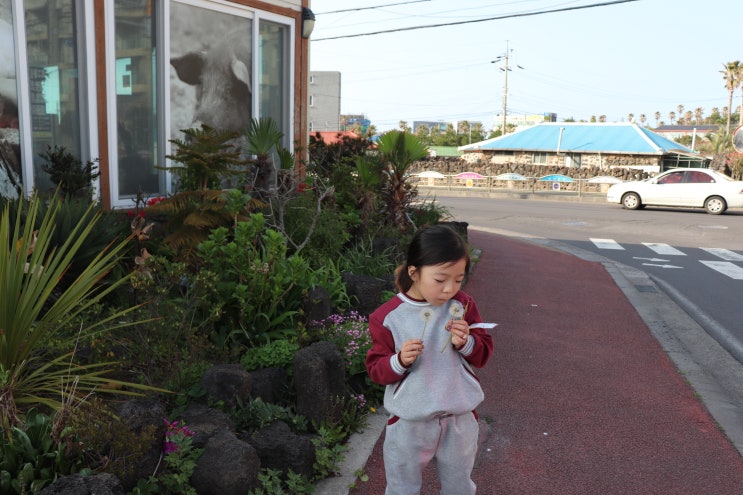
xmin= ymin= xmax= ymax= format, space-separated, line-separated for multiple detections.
xmin=410 ymin=156 xmax=652 ymax=181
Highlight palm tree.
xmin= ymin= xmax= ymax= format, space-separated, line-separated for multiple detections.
xmin=639 ymin=114 xmax=646 ymax=127
xmin=694 ymin=107 xmax=704 ymax=125
xmin=376 ymin=130 xmax=429 ymax=232
xmin=669 ymin=111 xmax=676 ymax=125
xmin=720 ymin=60 xmax=741 ymax=134
xmin=627 ymin=113 xmax=634 ymax=123
xmin=244 ymin=117 xmax=284 ymax=198
xmin=654 ymin=111 xmax=661 ymax=127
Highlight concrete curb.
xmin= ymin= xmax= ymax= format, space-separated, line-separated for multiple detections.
xmin=314 ymin=412 xmax=387 ymax=495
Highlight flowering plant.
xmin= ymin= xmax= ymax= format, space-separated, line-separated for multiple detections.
xmin=313 ymin=312 xmax=371 ymax=377
xmin=163 ymin=419 xmax=195 ymax=455
xmin=132 ymin=419 xmax=201 ymax=494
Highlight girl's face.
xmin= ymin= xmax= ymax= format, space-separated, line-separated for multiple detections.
xmin=407 ymin=258 xmax=467 ymax=306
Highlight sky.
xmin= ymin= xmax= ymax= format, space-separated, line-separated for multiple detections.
xmin=308 ymin=0 xmax=743 ymax=132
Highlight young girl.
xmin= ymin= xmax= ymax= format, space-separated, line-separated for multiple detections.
xmin=366 ymin=224 xmax=495 ymax=495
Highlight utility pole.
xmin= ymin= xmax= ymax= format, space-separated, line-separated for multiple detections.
xmin=492 ymin=42 xmax=522 ymax=137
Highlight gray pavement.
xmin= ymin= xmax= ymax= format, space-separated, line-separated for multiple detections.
xmin=316 ymin=220 xmax=743 ymax=495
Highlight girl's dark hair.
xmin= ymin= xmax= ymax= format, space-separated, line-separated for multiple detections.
xmin=395 ymin=224 xmax=470 ymax=292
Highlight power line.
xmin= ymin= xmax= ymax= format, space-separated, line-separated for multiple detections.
xmin=312 ymin=0 xmax=639 ymax=41
xmin=315 ymin=0 xmax=432 ymax=15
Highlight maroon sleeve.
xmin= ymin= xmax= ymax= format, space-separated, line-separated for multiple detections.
xmin=366 ymin=307 xmax=406 ymax=385
xmin=462 ymin=294 xmax=494 ymax=368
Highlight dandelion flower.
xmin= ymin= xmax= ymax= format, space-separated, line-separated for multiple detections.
xmin=420 ymin=308 xmax=433 ymax=339
xmin=442 ymin=301 xmax=467 ymax=352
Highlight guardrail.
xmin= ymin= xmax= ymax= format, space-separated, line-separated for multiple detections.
xmin=412 ymin=175 xmax=619 ymax=196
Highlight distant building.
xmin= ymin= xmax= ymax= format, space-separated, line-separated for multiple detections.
xmin=311 ymin=130 xmax=360 ymax=145
xmin=341 ymin=114 xmax=371 ymax=134
xmin=653 ymin=125 xmax=719 ymax=141
xmin=493 ymin=113 xmax=557 ymax=131
xmin=413 ymin=121 xmax=449 ymax=133
xmin=308 ymin=71 xmax=341 ymax=132
xmin=460 ymin=122 xmax=708 ymax=173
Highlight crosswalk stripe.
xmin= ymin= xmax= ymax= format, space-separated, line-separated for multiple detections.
xmin=642 ymin=243 xmax=686 ymax=256
xmin=590 ymin=238 xmax=624 ymax=250
xmin=700 ymin=248 xmax=743 ymax=262
xmin=699 ymin=261 xmax=743 ymax=280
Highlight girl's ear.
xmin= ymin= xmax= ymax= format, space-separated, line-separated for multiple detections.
xmin=408 ymin=266 xmax=416 ymax=279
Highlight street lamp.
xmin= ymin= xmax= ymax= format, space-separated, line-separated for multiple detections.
xmin=491 ymin=42 xmax=523 ymax=137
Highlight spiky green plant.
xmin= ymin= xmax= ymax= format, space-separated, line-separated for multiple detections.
xmin=244 ymin=117 xmax=284 ymax=198
xmin=376 ymin=130 xmax=429 ymax=232
xmin=0 ymin=192 xmax=157 ymax=434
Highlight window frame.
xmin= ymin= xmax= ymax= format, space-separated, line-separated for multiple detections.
xmin=104 ymin=0 xmax=296 ymax=208
xmin=13 ymin=0 xmax=99 ymax=199
xmin=532 ymin=152 xmax=548 ymax=165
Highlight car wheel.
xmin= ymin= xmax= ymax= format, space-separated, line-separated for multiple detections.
xmin=621 ymin=192 xmax=641 ymax=210
xmin=704 ymin=196 xmax=727 ymax=215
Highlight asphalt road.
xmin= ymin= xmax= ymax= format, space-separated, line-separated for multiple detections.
xmin=429 ymin=192 xmax=743 ymax=364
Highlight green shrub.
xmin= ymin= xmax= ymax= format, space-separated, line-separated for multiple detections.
xmin=229 ymin=398 xmax=307 ymax=434
xmin=0 ymin=409 xmax=89 ymax=494
xmin=68 ymin=398 xmax=157 ymax=482
xmin=248 ymin=468 xmax=314 ymax=495
xmin=240 ymin=340 xmax=299 ymax=373
xmin=279 ymin=190 xmax=351 ymax=267
xmin=408 ymin=197 xmax=451 ymax=228
xmin=336 ymin=237 xmax=397 ymax=279
xmin=38 ymin=145 xmax=100 ymax=199
xmin=197 ymin=213 xmax=347 ymax=347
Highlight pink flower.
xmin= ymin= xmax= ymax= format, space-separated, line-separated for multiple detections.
xmin=163 ymin=419 xmax=194 ymax=455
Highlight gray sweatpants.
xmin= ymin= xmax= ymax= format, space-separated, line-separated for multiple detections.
xmin=383 ymin=412 xmax=479 ymax=495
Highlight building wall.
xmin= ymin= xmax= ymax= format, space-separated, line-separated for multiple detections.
xmin=0 ymin=0 xmax=310 ymax=209
xmin=308 ymin=70 xmax=340 ymax=132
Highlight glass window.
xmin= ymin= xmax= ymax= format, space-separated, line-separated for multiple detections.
xmin=24 ymin=0 xmax=83 ymax=193
xmin=259 ymin=19 xmax=289 ymax=148
xmin=567 ymin=153 xmax=581 ymax=168
xmin=685 ymin=171 xmax=713 ymax=183
xmin=170 ymin=2 xmax=253 ymax=144
xmin=657 ymin=171 xmax=684 ymax=184
xmin=114 ymin=0 xmax=160 ymax=199
xmin=0 ymin=2 xmax=21 ymax=198
xmin=533 ymin=152 xmax=547 ymax=164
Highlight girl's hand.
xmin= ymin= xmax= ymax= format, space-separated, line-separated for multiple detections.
xmin=447 ymin=319 xmax=470 ymax=349
xmin=399 ymin=339 xmax=424 ymax=366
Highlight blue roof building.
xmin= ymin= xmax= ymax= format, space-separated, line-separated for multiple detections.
xmin=459 ymin=123 xmax=709 ymax=172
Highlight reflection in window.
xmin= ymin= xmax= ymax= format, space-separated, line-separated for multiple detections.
xmin=24 ymin=0 xmax=82 ymax=192
xmin=0 ymin=2 xmax=21 ymax=198
xmin=658 ymin=172 xmax=684 ymax=184
xmin=114 ymin=0 xmax=160 ymax=198
xmin=169 ymin=2 xmax=253 ymax=142
xmin=259 ymin=20 xmax=288 ymax=148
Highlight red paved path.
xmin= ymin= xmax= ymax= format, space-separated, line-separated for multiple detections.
xmin=349 ymin=230 xmax=743 ymax=495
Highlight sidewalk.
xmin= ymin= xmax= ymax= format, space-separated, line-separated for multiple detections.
xmin=317 ymin=228 xmax=743 ymax=495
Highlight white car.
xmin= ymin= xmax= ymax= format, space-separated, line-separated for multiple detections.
xmin=606 ymin=168 xmax=743 ymax=215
